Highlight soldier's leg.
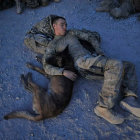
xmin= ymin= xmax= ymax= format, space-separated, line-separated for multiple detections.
xmin=94 ymin=59 xmax=124 ymax=124
xmin=120 ymin=61 xmax=140 ymax=118
xmin=96 ymin=0 xmax=117 ymax=12
xmin=76 ymin=55 xmax=107 ymax=71
xmin=76 ymin=56 xmax=125 ymax=124
xmin=122 ymin=61 xmax=138 ymax=97
xmin=76 ymin=56 xmax=123 ymax=106
xmin=98 ymin=59 xmax=124 ymax=108
xmin=110 ymin=0 xmax=134 ymax=18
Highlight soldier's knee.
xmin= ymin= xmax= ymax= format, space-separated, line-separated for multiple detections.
xmin=76 ymin=57 xmax=89 ymax=70
xmin=113 ymin=60 xmax=123 ymax=70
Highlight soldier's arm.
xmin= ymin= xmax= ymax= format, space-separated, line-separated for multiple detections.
xmin=68 ymin=29 xmax=104 ymax=55
xmin=24 ymin=33 xmax=51 ymax=55
xmin=33 ymin=34 xmax=52 ymax=47
xmin=42 ymin=48 xmax=64 ymax=76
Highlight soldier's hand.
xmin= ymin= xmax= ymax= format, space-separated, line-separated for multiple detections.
xmin=63 ymin=70 xmax=77 ymax=81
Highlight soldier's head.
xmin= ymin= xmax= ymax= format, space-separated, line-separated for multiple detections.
xmin=52 ymin=16 xmax=67 ymax=36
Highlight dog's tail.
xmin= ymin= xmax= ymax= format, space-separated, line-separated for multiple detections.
xmin=4 ymin=111 xmax=43 ymax=121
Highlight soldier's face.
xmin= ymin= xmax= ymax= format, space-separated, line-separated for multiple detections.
xmin=53 ymin=19 xmax=67 ymax=36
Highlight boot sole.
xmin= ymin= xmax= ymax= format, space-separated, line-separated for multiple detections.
xmin=94 ymin=108 xmax=124 ymax=125
xmin=120 ymin=101 xmax=140 ymax=118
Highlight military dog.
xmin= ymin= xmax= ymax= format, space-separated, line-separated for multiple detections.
xmin=4 ymin=48 xmax=76 ymax=121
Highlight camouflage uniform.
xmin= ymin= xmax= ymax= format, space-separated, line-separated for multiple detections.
xmin=24 ymin=0 xmax=53 ymax=8
xmin=25 ymin=0 xmax=40 ymax=8
xmin=24 ymin=15 xmax=100 ymax=54
xmin=96 ymin=0 xmax=139 ymax=18
xmin=15 ymin=0 xmax=56 ymax=14
xmin=42 ymin=32 xmax=138 ymax=109
xmin=24 ymin=15 xmax=138 ymax=109
xmin=24 ymin=15 xmax=58 ymax=54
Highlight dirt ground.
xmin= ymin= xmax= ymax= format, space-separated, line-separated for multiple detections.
xmin=0 ymin=0 xmax=140 ymax=139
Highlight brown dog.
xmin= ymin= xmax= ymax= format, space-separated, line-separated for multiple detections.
xmin=4 ymin=48 xmax=76 ymax=121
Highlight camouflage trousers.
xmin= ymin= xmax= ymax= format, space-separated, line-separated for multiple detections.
xmin=76 ymin=55 xmax=138 ymax=109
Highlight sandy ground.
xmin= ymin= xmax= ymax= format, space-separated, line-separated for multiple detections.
xmin=0 ymin=0 xmax=140 ymax=139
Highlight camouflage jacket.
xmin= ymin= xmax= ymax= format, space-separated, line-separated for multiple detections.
xmin=42 ymin=31 xmax=104 ymax=76
xmin=24 ymin=15 xmax=102 ymax=55
xmin=24 ymin=15 xmax=104 ymax=79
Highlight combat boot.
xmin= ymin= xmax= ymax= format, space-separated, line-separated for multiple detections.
xmin=94 ymin=105 xmax=124 ymax=124
xmin=120 ymin=96 xmax=140 ymax=118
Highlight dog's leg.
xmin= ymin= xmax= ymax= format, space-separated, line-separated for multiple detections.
xmin=4 ymin=73 xmax=46 ymax=121
xmin=4 ymin=85 xmax=45 ymax=121
xmin=26 ymin=62 xmax=49 ymax=78
xmin=26 ymin=72 xmax=55 ymax=118
xmin=20 ymin=74 xmax=33 ymax=93
xmin=21 ymin=73 xmax=46 ymax=118
xmin=21 ymin=72 xmax=45 ymax=93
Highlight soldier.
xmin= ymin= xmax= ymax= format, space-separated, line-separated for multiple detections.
xmin=96 ymin=0 xmax=140 ymax=18
xmin=41 ymin=16 xmax=140 ymax=124
xmin=24 ymin=15 xmax=140 ymax=124
xmin=24 ymin=15 xmax=101 ymax=55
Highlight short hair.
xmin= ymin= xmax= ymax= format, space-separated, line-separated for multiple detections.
xmin=52 ymin=16 xmax=66 ymax=24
